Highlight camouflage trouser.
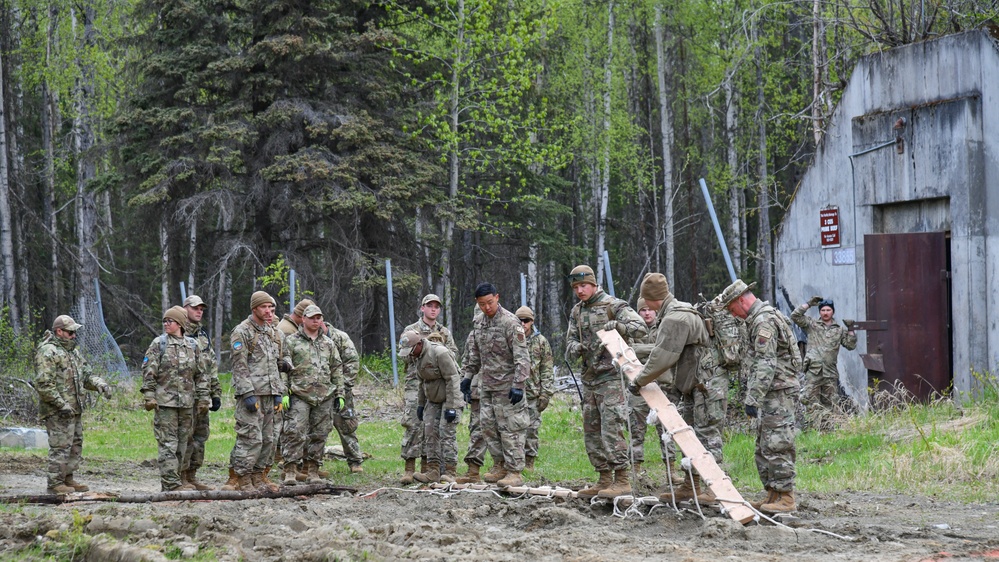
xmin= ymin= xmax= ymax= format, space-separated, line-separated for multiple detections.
xmin=281 ymin=395 xmax=334 ymax=465
xmin=801 ymin=359 xmax=838 ymax=410
xmin=44 ymin=411 xmax=83 ymax=489
xmin=186 ymin=406 xmax=211 ymax=472
xmin=230 ymin=393 xmax=277 ymax=476
xmin=582 ymin=378 xmax=630 ymax=472
xmin=422 ymin=401 xmax=459 ymax=466
xmin=692 ymin=367 xmax=729 ymax=464
xmin=332 ymin=388 xmax=363 ymax=465
xmin=462 ymin=398 xmax=486 ymax=466
xmin=525 ymin=397 xmax=541 ymax=458
xmin=480 ymin=388 xmax=528 ymax=472
xmin=628 ymin=382 xmax=670 ymax=464
xmin=400 ymin=370 xmax=424 ymax=460
xmin=755 ymin=387 xmax=797 ymax=492
xmin=154 ymin=406 xmax=195 ymax=490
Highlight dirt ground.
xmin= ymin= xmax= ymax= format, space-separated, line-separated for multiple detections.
xmin=1 ymin=454 xmax=997 ymax=561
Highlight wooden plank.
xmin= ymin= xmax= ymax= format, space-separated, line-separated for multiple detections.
xmin=597 ymin=329 xmax=757 ymax=525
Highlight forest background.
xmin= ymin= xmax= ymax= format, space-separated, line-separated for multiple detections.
xmin=0 ymin=0 xmax=995 ymax=364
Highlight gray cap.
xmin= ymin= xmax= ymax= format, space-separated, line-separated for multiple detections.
xmin=183 ymin=295 xmax=206 ymax=308
xmin=398 ymin=330 xmax=423 ymax=358
xmin=303 ymin=304 xmax=323 ymax=318
xmin=53 ymin=315 xmax=83 ymax=332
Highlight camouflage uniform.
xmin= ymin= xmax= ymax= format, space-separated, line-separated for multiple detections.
xmin=461 ymin=305 xmax=530 ymax=472
xmin=566 ymin=290 xmax=647 ymax=472
xmin=400 ymin=318 xmax=458 ymax=461
xmin=628 ymin=322 xmax=670 ymax=464
xmin=414 ymin=341 xmax=465 ymax=468
xmin=744 ymin=300 xmax=802 ymax=493
xmin=281 ymin=327 xmax=344 ymax=466
xmin=524 ymin=330 xmax=555 ymax=459
xmin=632 ymin=296 xmax=711 ymax=462
xmin=460 ymin=331 xmax=487 ymax=467
xmin=328 ymin=325 xmax=364 ymax=467
xmin=689 ymin=301 xmax=744 ymax=464
xmin=790 ymin=304 xmax=857 ymax=411
xmin=228 ymin=316 xmax=286 ymax=476
xmin=34 ymin=332 xmax=110 ymax=490
xmin=142 ymin=334 xmax=209 ymax=490
xmin=184 ymin=320 xmax=221 ymax=474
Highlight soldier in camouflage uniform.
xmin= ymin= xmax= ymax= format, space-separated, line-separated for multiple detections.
xmin=791 ymin=298 xmax=857 ymax=420
xmin=566 ymin=265 xmax=648 ymax=499
xmin=627 ymin=298 xmax=669 ymax=472
xmin=224 ymin=291 xmax=289 ymax=492
xmin=325 ymin=322 xmax=365 ymax=473
xmin=181 ymin=295 xmax=222 ymax=490
xmin=515 ymin=306 xmax=554 ymax=470
xmin=34 ymin=315 xmax=113 ymax=494
xmin=399 ymin=330 xmax=465 ymax=483
xmin=399 ymin=294 xmax=458 ymax=484
xmin=280 ymin=305 xmax=345 ymax=485
xmin=460 ymin=282 xmax=531 ymax=488
xmin=720 ymin=279 xmax=801 ymax=513
xmin=456 ymin=326 xmax=489 ymax=483
xmin=626 ymin=273 xmax=711 ymax=503
xmin=142 ymin=306 xmax=210 ymax=491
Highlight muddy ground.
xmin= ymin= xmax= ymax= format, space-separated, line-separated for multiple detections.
xmin=1 ymin=454 xmax=997 ymax=561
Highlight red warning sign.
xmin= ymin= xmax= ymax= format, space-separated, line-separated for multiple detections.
xmin=820 ymin=208 xmax=840 ymax=248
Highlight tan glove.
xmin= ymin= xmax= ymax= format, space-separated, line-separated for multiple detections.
xmin=144 ymin=399 xmax=157 ymax=411
xmin=843 ymin=319 xmax=855 ymax=330
xmin=807 ymin=296 xmax=823 ymax=307
xmin=197 ymin=400 xmax=210 ymax=415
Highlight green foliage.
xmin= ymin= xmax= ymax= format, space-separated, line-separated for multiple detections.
xmin=256 ymin=256 xmax=314 ymax=306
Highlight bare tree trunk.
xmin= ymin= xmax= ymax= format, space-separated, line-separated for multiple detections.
xmin=811 ymin=0 xmax=825 ymax=145
xmin=43 ymin=4 xmax=61 ymax=314
xmin=754 ymin=36 xmax=772 ymax=300
xmin=72 ymin=4 xmax=99 ymax=319
xmin=724 ymin=64 xmax=741 ymax=275
xmin=415 ymin=208 xmax=432 ymax=291
xmin=654 ymin=4 xmax=674 ymax=284
xmin=188 ymin=219 xmax=197 ymax=291
xmin=595 ymin=0 xmax=614 ymax=286
xmin=527 ymin=242 xmax=538 ymax=310
xmin=160 ymin=217 xmax=170 ymax=312
xmin=439 ymin=0 xmax=465 ymax=333
xmin=0 ymin=34 xmax=20 ymax=330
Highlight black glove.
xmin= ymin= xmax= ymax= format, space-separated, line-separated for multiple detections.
xmin=445 ymin=409 xmax=458 ymax=423
xmin=745 ymin=404 xmax=759 ymax=418
xmin=627 ymin=381 xmax=642 ymax=396
xmin=243 ymin=395 xmax=259 ymax=412
xmin=508 ymin=388 xmax=524 ymax=405
xmin=210 ymin=396 xmax=222 ymax=411
xmin=417 ymin=405 xmax=424 ymax=421
xmin=278 ymin=360 xmax=293 ymax=373
xmin=807 ymin=296 xmax=823 ymax=307
xmin=460 ymin=378 xmax=473 ymax=403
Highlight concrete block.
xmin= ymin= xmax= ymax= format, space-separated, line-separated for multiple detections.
xmin=0 ymin=427 xmax=49 ymax=449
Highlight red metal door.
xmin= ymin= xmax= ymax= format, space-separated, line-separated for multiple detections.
xmin=864 ymin=232 xmax=951 ymax=400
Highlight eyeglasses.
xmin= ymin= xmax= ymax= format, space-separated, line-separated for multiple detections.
xmin=163 ymin=319 xmax=178 ymax=325
xmin=520 ymin=318 xmax=532 ymax=323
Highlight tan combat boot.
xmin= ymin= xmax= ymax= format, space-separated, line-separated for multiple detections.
xmin=761 ymin=490 xmax=796 ymax=513
xmin=695 ymin=476 xmax=717 ymax=504
xmin=577 ymin=470 xmax=613 ymax=499
xmin=401 ymin=458 xmax=417 ymax=484
xmin=524 ymin=456 xmax=536 ymax=470
xmin=235 ymin=473 xmax=255 ymax=491
xmin=305 ymin=461 xmax=324 ymax=484
xmin=64 ymin=474 xmax=89 ymax=492
xmin=598 ymin=469 xmax=632 ymax=498
xmin=414 ymin=463 xmax=441 ymax=483
xmin=482 ymin=461 xmax=507 ymax=483
xmin=441 ymin=464 xmax=457 ymax=483
xmin=176 ymin=471 xmax=197 ymax=491
xmin=659 ymin=472 xmax=696 ymax=503
xmin=282 ymin=464 xmax=299 ymax=486
xmin=497 ymin=470 xmax=523 ymax=488
xmin=750 ymin=487 xmax=776 ymax=509
xmin=456 ymin=463 xmax=481 ymax=484
xmin=349 ymin=463 xmax=364 ymax=474
xmin=221 ymin=468 xmax=240 ymax=491
xmin=318 ymin=467 xmax=331 ymax=478
xmin=48 ymin=484 xmax=75 ymax=494
xmin=186 ymin=470 xmax=212 ymax=491
xmin=252 ymin=471 xmax=280 ymax=493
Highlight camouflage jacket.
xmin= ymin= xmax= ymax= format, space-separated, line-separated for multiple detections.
xmin=282 ymin=327 xmax=343 ymax=406
xmin=461 ymin=304 xmax=530 ymax=391
xmin=185 ymin=320 xmax=221 ymax=399
xmin=699 ymin=302 xmax=746 ymax=376
xmin=790 ymin=304 xmax=857 ymax=367
xmin=401 ymin=318 xmax=458 ymax=378
xmin=744 ymin=300 xmax=802 ymax=407
xmin=230 ymin=315 xmax=286 ymax=397
xmin=141 ymin=334 xmax=209 ymax=408
xmin=415 ymin=341 xmax=465 ymax=409
xmin=526 ymin=330 xmax=555 ymax=400
xmin=324 ymin=324 xmax=360 ymax=388
xmin=34 ymin=332 xmax=108 ymax=418
xmin=634 ymin=295 xmax=710 ymax=392
xmin=566 ymin=289 xmax=648 ymax=383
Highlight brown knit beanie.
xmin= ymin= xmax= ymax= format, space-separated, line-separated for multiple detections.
xmin=293 ymin=299 xmax=315 ymax=317
xmin=568 ymin=265 xmax=597 ymax=287
xmin=250 ymin=291 xmax=276 ymax=310
xmin=637 ymin=297 xmax=649 ymax=311
xmin=640 ymin=273 xmax=670 ymax=301
xmin=515 ymin=306 xmax=535 ymax=321
xmin=163 ymin=306 xmax=188 ymax=333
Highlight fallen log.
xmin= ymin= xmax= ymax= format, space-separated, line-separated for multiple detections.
xmin=429 ymin=482 xmax=580 ymax=498
xmin=0 ymin=483 xmax=357 ymax=505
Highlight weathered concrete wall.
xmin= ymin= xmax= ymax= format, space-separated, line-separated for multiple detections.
xmin=775 ymin=30 xmax=999 ymax=405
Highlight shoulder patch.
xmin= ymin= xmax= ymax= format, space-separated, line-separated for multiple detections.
xmin=232 ymin=341 xmax=243 ymax=350
xmin=142 ymin=356 xmax=149 ymax=365
xmin=756 ymin=326 xmax=774 ymax=347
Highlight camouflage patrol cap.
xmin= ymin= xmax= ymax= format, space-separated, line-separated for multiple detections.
xmin=293 ymin=299 xmax=315 ymax=317
xmin=302 ymin=304 xmax=323 ymax=318
xmin=397 ymin=330 xmax=424 ymax=358
xmin=717 ymin=279 xmax=757 ymax=307
xmin=183 ymin=295 xmax=206 ymax=308
xmin=515 ymin=306 xmax=534 ymax=321
xmin=568 ymin=265 xmax=596 ymax=287
xmin=163 ymin=306 xmax=188 ymax=332
xmin=421 ymin=294 xmax=442 ymax=306
xmin=52 ymin=315 xmax=83 ymax=332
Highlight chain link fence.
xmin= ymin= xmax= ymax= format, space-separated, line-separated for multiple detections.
xmin=68 ymin=283 xmax=130 ymax=383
